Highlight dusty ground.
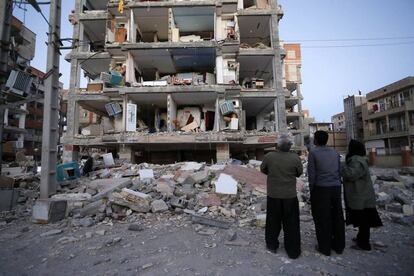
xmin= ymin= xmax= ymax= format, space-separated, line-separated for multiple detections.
xmin=0 ymin=211 xmax=413 ymax=276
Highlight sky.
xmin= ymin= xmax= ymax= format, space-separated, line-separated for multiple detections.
xmin=13 ymin=0 xmax=414 ymax=122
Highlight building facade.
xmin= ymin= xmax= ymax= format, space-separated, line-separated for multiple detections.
xmin=63 ymin=0 xmax=301 ymax=163
xmin=331 ymin=111 xmax=345 ymax=132
xmin=282 ymin=43 xmax=304 ymax=148
xmin=362 ymin=77 xmax=414 ymax=155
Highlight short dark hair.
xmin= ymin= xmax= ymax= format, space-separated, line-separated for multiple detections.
xmin=314 ymin=130 xmax=329 ymax=146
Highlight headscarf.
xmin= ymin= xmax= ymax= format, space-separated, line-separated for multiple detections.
xmin=346 ymin=139 xmax=366 ymax=161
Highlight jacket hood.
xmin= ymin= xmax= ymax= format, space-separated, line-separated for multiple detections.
xmin=348 ymin=155 xmax=369 ymax=170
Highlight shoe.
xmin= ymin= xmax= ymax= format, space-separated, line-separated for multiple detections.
xmin=315 ymin=245 xmax=330 ymax=256
xmin=351 ymin=244 xmax=371 ymax=251
xmin=334 ymin=249 xmax=343 ymax=255
xmin=266 ymin=245 xmax=278 ymax=254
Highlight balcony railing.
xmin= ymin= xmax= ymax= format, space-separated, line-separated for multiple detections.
xmin=369 ymin=124 xmax=407 ymax=136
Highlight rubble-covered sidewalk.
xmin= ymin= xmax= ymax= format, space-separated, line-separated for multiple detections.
xmin=0 ymin=160 xmax=413 ymax=275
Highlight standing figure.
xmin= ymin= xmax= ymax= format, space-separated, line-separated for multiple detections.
xmin=308 ymin=130 xmax=345 ymax=256
xmin=342 ymin=139 xmax=383 ymax=251
xmin=260 ymin=134 xmax=303 ymax=259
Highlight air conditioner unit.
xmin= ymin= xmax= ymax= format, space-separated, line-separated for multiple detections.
xmin=105 ymin=102 xmax=122 ymax=117
xmin=5 ymin=70 xmax=33 ymax=96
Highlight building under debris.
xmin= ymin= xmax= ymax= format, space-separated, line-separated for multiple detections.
xmin=63 ymin=0 xmax=304 ymax=164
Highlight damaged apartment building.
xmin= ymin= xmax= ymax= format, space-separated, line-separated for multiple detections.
xmin=63 ymin=0 xmax=304 ymax=164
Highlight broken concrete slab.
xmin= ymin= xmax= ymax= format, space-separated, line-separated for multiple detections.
xmin=51 ymin=193 xmax=92 ymax=201
xmin=32 ymin=199 xmax=67 ymax=224
xmin=110 ymin=188 xmax=151 ymax=213
xmin=78 ymin=199 xmax=106 ymax=217
xmin=151 ymin=199 xmax=169 ymax=213
xmin=90 ymin=178 xmax=132 ymax=201
xmin=155 ymin=179 xmax=175 ymax=197
xmin=402 ymin=205 xmax=414 ymax=216
xmin=215 ymin=173 xmax=238 ymax=195
xmin=386 ymin=203 xmax=403 ymax=213
xmin=191 ymin=170 xmax=209 ymax=184
xmin=139 ymin=169 xmax=154 ymax=180
xmin=376 ymin=192 xmax=393 ymax=206
xmin=180 ymin=162 xmax=204 ymax=171
xmin=191 ymin=214 xmax=231 ymax=229
xmin=222 ymin=165 xmax=266 ymax=193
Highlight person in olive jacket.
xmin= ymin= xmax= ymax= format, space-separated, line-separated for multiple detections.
xmin=260 ymin=134 xmax=303 ymax=259
xmin=342 ymin=139 xmax=383 ymax=251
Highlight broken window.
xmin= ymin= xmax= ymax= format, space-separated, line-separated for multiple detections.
xmin=239 ymin=56 xmax=273 ymax=89
xmin=238 ymin=15 xmax=271 ymax=47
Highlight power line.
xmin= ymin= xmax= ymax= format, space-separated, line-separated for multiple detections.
xmin=301 ymin=41 xmax=414 ymax=48
xmin=283 ymin=35 xmax=414 ymax=42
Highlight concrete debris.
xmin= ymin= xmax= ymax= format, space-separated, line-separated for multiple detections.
xmin=95 ymin=230 xmax=106 ymax=236
xmin=255 ymin=214 xmax=266 ymax=228
xmin=151 ymin=199 xmax=169 ymax=213
xmin=2 ymin=158 xmax=413 ymax=237
xmin=402 ymin=205 xmax=414 ymax=216
xmin=110 ymin=189 xmax=151 ymax=213
xmin=139 ymin=169 xmax=154 ymax=180
xmin=215 ymin=173 xmax=238 ymax=195
xmin=191 ymin=214 xmax=231 ymax=229
xmin=128 ymin=223 xmax=144 ymax=232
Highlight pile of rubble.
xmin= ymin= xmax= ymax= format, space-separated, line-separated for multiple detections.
xmin=42 ymin=160 xmax=273 ymax=229
xmin=1 ymin=159 xmax=413 ymax=229
xmin=370 ymin=167 xmax=414 ymax=225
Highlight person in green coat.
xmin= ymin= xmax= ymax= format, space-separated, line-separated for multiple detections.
xmin=342 ymin=140 xmax=383 ymax=251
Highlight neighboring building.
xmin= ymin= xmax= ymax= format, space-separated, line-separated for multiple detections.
xmin=344 ymin=94 xmax=366 ymax=143
xmin=0 ymin=16 xmax=65 ymax=161
xmin=1 ymin=16 xmax=37 ymax=160
xmin=331 ymin=112 xmax=346 ymax=132
xmin=362 ymin=77 xmax=414 ymax=155
xmin=63 ymin=0 xmax=291 ymax=163
xmin=282 ymin=43 xmax=305 ymax=149
xmin=309 ymin=122 xmax=346 ymax=153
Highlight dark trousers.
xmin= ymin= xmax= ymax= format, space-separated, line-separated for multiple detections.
xmin=311 ymin=186 xmax=345 ymax=256
xmin=357 ymin=225 xmax=371 ymax=250
xmin=265 ymin=196 xmax=301 ymax=259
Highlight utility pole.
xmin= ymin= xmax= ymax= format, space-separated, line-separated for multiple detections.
xmin=0 ymin=0 xmax=12 ymax=174
xmin=40 ymin=0 xmax=62 ymax=198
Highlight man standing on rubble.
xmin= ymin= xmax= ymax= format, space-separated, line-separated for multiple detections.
xmin=308 ymin=130 xmax=345 ymax=256
xmin=260 ymin=134 xmax=303 ymax=259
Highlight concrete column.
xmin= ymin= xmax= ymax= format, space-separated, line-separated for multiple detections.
xmin=296 ymin=84 xmax=304 ymax=147
xmin=270 ymin=0 xmax=287 ymax=132
xmin=167 ymin=94 xmax=177 ymax=132
xmin=401 ymin=146 xmax=411 ymax=167
xmin=63 ymin=0 xmax=82 ymax=162
xmin=119 ymin=145 xmax=133 ymax=162
xmin=368 ymin=148 xmax=376 ymax=166
xmin=216 ymin=56 xmax=224 ymax=84
xmin=216 ymin=143 xmax=230 ymax=162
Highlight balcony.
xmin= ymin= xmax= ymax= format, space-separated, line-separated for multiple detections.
xmin=367 ymin=98 xmax=414 ymax=119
